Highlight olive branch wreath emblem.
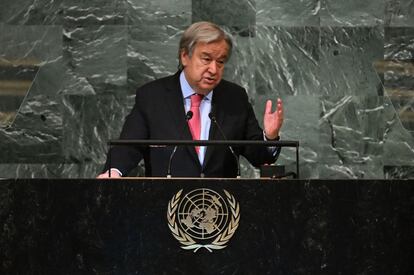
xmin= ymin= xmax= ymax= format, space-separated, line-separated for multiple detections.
xmin=167 ymin=189 xmax=240 ymax=252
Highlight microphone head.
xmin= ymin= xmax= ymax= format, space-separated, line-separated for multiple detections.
xmin=208 ymin=111 xmax=217 ymax=122
xmin=209 ymin=103 xmax=217 ymax=120
xmin=186 ymin=110 xmax=193 ymax=120
xmin=208 ymin=103 xmax=215 ymax=119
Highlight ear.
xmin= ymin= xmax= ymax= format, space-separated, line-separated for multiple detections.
xmin=180 ymin=50 xmax=189 ymax=67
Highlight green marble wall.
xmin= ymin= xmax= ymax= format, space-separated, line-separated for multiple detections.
xmin=0 ymin=0 xmax=413 ymax=179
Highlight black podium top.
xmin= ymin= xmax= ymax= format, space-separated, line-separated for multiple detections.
xmin=0 ymin=178 xmax=413 ymax=274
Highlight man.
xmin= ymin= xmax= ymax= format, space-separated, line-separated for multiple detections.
xmin=98 ymin=21 xmax=283 ymax=178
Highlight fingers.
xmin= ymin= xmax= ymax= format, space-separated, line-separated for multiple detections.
xmin=97 ymin=172 xmax=110 ymax=178
xmin=97 ymin=173 xmax=108 ymax=179
xmin=277 ymin=98 xmax=283 ymax=116
xmin=265 ymin=100 xmax=272 ymax=114
xmin=265 ymin=98 xmax=283 ymax=115
xmin=96 ymin=170 xmax=121 ymax=179
xmin=277 ymin=98 xmax=282 ymax=107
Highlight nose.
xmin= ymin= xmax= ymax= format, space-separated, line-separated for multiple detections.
xmin=207 ymin=61 xmax=217 ymax=74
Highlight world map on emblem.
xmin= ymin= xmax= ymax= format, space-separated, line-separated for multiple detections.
xmin=177 ymin=188 xmax=229 ymax=240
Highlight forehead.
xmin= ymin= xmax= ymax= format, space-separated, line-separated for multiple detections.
xmin=193 ymin=40 xmax=229 ymax=57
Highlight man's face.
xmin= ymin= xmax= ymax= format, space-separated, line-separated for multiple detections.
xmin=181 ymin=39 xmax=229 ymax=95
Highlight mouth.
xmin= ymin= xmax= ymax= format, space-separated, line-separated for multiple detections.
xmin=203 ymin=76 xmax=216 ymax=84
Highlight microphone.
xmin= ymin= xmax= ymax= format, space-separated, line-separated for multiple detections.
xmin=208 ymin=108 xmax=241 ymax=179
xmin=166 ymin=110 xmax=193 ymax=178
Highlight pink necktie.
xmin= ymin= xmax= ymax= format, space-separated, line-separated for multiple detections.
xmin=188 ymin=94 xmax=203 ymax=153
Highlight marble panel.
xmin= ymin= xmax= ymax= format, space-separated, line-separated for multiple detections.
xmin=0 ymin=25 xmax=62 ymax=62
xmin=319 ymin=95 xmax=384 ymax=168
xmin=0 ymin=94 xmax=63 ymax=163
xmin=62 ymin=0 xmax=127 ymax=26
xmin=127 ymin=0 xmax=191 ymax=26
xmin=0 ymin=65 xmax=38 ymax=127
xmin=382 ymin=95 xmax=414 ymax=165
xmin=0 ymin=164 xmax=70 ymax=178
xmin=382 ymin=85 xmax=414 ymax=139
xmin=385 ymin=0 xmax=414 ymax=26
xmin=60 ymin=163 xmax=105 ymax=178
xmin=62 ymin=94 xmax=133 ymax=169
xmin=385 ymin=70 xmax=414 ymax=92
xmin=295 ymin=162 xmax=320 ymax=179
xmin=127 ymin=24 xmax=185 ymax=91
xmin=383 ymin=69 xmax=413 ymax=140
xmin=256 ymin=0 xmax=320 ymax=26
xmin=381 ymin=28 xmax=414 ymax=142
xmin=384 ymin=82 xmax=414 ymax=135
xmin=0 ymin=0 xmax=63 ymax=25
xmin=384 ymin=165 xmax=414 ymax=178
xmin=385 ymin=27 xmax=414 ymax=60
xmin=320 ymin=0 xmax=385 ymax=26
xmin=320 ymin=27 xmax=384 ymax=97
xmin=222 ymin=29 xmax=256 ymax=100
xmin=62 ymin=25 xmax=127 ymax=95
xmin=373 ymin=58 xmax=414 ymax=174
xmin=254 ymin=26 xmax=320 ymax=97
xmin=319 ymin=163 xmax=385 ymax=179
xmin=383 ymin=28 xmax=414 ymax=136
xmin=192 ymin=0 xmax=255 ymax=33
xmin=0 ymin=25 xmax=63 ymax=163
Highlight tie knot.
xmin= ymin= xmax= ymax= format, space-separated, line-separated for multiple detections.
xmin=191 ymin=94 xmax=203 ymax=107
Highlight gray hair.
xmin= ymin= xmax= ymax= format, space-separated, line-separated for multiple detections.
xmin=178 ymin=21 xmax=233 ymax=70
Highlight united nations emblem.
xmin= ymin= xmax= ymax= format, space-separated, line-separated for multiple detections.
xmin=167 ymin=188 xmax=240 ymax=252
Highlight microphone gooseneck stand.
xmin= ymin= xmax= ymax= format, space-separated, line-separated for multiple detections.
xmin=166 ymin=111 xmax=193 ymax=178
xmin=208 ymin=110 xmax=241 ymax=179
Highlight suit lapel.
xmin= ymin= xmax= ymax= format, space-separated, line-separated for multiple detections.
xmin=165 ymin=72 xmax=200 ymax=166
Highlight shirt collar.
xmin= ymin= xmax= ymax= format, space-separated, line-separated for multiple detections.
xmin=179 ymin=71 xmax=213 ymax=101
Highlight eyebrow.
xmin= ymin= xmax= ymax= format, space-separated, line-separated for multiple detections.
xmin=200 ymin=52 xmax=227 ymax=59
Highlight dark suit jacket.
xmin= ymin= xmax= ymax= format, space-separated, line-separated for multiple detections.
xmin=104 ymin=71 xmax=278 ymax=177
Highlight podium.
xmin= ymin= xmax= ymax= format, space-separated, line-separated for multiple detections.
xmin=0 ymin=178 xmax=413 ymax=274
